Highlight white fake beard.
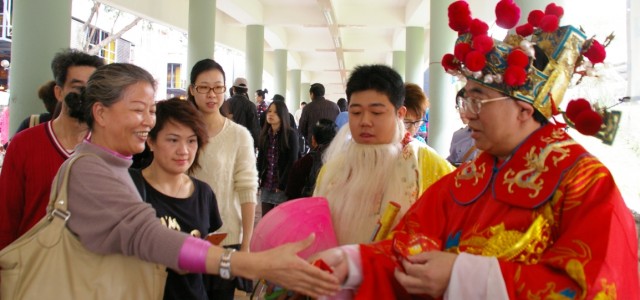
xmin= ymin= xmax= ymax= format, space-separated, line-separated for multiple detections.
xmin=315 ymin=120 xmax=407 ymax=244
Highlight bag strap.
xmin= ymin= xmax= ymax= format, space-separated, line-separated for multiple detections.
xmin=48 ymin=154 xmax=92 ymax=222
xmin=29 ymin=114 xmax=40 ymax=128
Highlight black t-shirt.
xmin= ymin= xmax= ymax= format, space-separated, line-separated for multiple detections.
xmin=129 ymin=169 xmax=222 ymax=300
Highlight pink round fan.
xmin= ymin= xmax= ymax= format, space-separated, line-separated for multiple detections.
xmin=251 ymin=197 xmax=337 ymax=259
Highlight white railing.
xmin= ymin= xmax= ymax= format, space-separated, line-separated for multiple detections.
xmin=1 ymin=0 xmax=12 ymax=41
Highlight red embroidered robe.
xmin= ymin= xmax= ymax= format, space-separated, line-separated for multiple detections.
xmin=356 ymin=124 xmax=639 ymax=299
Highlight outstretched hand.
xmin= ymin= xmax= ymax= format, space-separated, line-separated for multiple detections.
xmin=394 ymin=250 xmax=457 ymax=298
xmin=250 ymin=234 xmax=340 ymax=298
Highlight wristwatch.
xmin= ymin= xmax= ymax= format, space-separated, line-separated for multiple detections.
xmin=219 ymin=248 xmax=236 ymax=279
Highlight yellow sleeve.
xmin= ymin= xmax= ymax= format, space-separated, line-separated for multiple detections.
xmin=416 ymin=146 xmax=455 ymax=195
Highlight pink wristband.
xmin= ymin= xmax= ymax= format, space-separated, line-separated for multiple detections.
xmin=178 ymin=237 xmax=212 ymax=273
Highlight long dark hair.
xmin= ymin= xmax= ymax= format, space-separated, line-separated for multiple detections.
xmin=259 ymin=101 xmax=292 ymax=151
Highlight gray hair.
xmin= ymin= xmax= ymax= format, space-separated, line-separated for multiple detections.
xmin=80 ymin=63 xmax=156 ymax=129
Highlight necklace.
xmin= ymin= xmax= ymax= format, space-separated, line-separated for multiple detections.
xmin=142 ymin=168 xmax=190 ymax=198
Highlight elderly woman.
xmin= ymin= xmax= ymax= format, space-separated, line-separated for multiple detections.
xmin=56 ymin=63 xmax=338 ymax=298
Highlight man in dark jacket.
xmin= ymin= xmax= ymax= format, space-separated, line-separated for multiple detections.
xmin=223 ymin=77 xmax=260 ymax=146
xmin=298 ymin=83 xmax=340 ymax=143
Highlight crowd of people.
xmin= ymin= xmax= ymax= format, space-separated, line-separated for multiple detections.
xmin=0 ymin=0 xmax=638 ymax=299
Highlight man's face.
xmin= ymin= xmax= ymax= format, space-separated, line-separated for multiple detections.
xmin=348 ymin=90 xmax=405 ymax=145
xmin=55 ymin=65 xmax=96 ymax=102
xmin=463 ymin=81 xmax=522 ymax=157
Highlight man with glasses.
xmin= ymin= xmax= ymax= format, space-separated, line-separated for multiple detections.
xmin=447 ymin=88 xmax=478 ymax=166
xmin=313 ymin=2 xmax=638 ymax=298
xmin=313 ymin=64 xmax=453 ymax=246
xmin=403 ymin=83 xmax=429 ymax=144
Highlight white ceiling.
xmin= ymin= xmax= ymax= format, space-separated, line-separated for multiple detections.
xmin=100 ymin=0 xmax=431 ymax=100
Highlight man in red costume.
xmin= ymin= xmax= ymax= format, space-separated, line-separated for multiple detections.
xmin=316 ymin=1 xmax=639 ymax=299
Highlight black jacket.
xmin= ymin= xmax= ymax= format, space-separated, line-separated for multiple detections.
xmin=257 ymin=127 xmax=299 ymax=191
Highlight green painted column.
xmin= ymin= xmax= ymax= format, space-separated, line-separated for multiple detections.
xmin=287 ymin=69 xmax=301 ymax=109
xmin=274 ymin=49 xmax=287 ymax=96
xmin=187 ymin=0 xmax=216 ymax=73
xmin=426 ymin=0 xmax=458 ymax=156
xmin=300 ymin=82 xmax=311 ymax=103
xmin=246 ymin=25 xmax=264 ymax=101
xmin=392 ymin=51 xmax=406 ymax=80
xmin=9 ymin=0 xmax=72 ymax=133
xmin=405 ymin=26 xmax=425 ymax=85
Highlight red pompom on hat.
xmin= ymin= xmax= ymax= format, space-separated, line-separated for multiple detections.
xmin=516 ymin=23 xmax=534 ymax=37
xmin=465 ymin=50 xmax=486 ymax=72
xmin=495 ymin=0 xmax=521 ymax=29
xmin=441 ymin=53 xmax=459 ymax=71
xmin=565 ymin=98 xmax=592 ymax=121
xmin=527 ymin=10 xmax=545 ymax=27
xmin=507 ymin=49 xmax=529 ymax=68
xmin=448 ymin=1 xmax=472 ymax=32
xmin=470 ymin=19 xmax=489 ymax=37
xmin=584 ymin=39 xmax=607 ymax=64
xmin=574 ymin=109 xmax=603 ymax=136
xmin=454 ymin=42 xmax=472 ymax=61
xmin=545 ymin=3 xmax=564 ymax=18
xmin=504 ymin=66 xmax=527 ymax=86
xmin=472 ymin=35 xmax=494 ymax=54
xmin=540 ymin=14 xmax=559 ymax=32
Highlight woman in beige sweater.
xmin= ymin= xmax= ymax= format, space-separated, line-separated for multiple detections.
xmin=187 ymin=58 xmax=259 ymax=299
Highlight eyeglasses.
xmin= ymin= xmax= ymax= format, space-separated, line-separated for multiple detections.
xmin=456 ymin=96 xmax=511 ymax=114
xmin=193 ymin=85 xmax=226 ymax=94
xmin=403 ymin=119 xmax=424 ymax=129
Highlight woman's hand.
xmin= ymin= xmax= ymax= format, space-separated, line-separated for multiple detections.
xmin=246 ymin=234 xmax=340 ymax=298
xmin=394 ymin=251 xmax=457 ymax=298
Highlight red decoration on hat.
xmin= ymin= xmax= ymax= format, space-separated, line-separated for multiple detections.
xmin=470 ymin=19 xmax=489 ymax=37
xmin=527 ymin=10 xmax=545 ymax=27
xmin=545 ymin=3 xmax=565 ymax=18
xmin=584 ymin=40 xmax=607 ymax=64
xmin=574 ymin=110 xmax=603 ymax=136
xmin=566 ymin=98 xmax=592 ymax=121
xmin=504 ymin=66 xmax=527 ymax=86
xmin=441 ymin=53 xmax=459 ymax=71
xmin=454 ymin=42 xmax=472 ymax=61
xmin=472 ymin=35 xmax=494 ymax=54
xmin=465 ymin=50 xmax=486 ymax=72
xmin=448 ymin=1 xmax=472 ymax=33
xmin=507 ymin=49 xmax=529 ymax=68
xmin=516 ymin=23 xmax=534 ymax=37
xmin=540 ymin=14 xmax=560 ymax=32
xmin=495 ymin=0 xmax=521 ymax=29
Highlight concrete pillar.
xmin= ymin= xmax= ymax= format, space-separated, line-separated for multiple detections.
xmin=246 ymin=25 xmax=264 ymax=101
xmin=187 ymin=0 xmax=216 ymax=73
xmin=287 ymin=69 xmax=301 ymax=110
xmin=392 ymin=51 xmax=406 ymax=80
xmin=300 ymin=82 xmax=311 ymax=103
xmin=426 ymin=0 xmax=458 ymax=156
xmin=405 ymin=26 xmax=425 ymax=86
xmin=274 ymin=49 xmax=287 ymax=96
xmin=9 ymin=0 xmax=72 ymax=133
